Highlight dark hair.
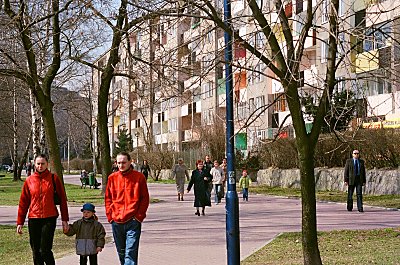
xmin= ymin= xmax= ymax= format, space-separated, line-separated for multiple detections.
xmin=117 ymin=151 xmax=131 ymax=161
xmin=34 ymin=154 xmax=48 ymax=162
xmin=196 ymin=160 xmax=204 ymax=166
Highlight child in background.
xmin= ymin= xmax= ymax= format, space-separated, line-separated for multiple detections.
xmin=65 ymin=203 xmax=106 ymax=265
xmin=239 ymin=170 xmax=252 ymax=201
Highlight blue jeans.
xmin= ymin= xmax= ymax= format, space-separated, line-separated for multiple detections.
xmin=242 ymin=188 xmax=249 ymax=201
xmin=112 ymin=219 xmax=142 ymax=265
xmin=347 ymin=183 xmax=363 ymax=211
xmin=214 ymin=184 xmax=222 ymax=203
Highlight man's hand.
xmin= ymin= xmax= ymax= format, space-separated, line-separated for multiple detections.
xmin=96 ymin=247 xmax=103 ymax=253
xmin=16 ymin=225 xmax=23 ymax=234
xmin=62 ymin=221 xmax=69 ymax=233
xmin=186 ymin=190 xmax=190 ymax=193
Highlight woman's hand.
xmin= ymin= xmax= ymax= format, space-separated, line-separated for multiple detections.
xmin=16 ymin=225 xmax=23 ymax=234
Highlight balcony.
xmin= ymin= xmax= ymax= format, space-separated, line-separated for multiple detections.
xmin=181 ymin=129 xmax=200 ymax=142
xmin=355 ymin=50 xmax=379 ymax=74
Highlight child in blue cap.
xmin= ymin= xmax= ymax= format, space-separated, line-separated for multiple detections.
xmin=64 ymin=203 xmax=106 ymax=265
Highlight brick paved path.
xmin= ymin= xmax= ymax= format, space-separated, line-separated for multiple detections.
xmin=1 ymin=174 xmax=398 ymax=264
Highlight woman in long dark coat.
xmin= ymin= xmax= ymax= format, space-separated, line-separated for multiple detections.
xmin=187 ymin=160 xmax=212 ymax=216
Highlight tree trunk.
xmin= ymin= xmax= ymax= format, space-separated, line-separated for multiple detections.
xmin=297 ymin=139 xmax=322 ymax=265
xmin=41 ymin=100 xmax=64 ymax=182
xmin=17 ymin=131 xmax=33 ymax=181
xmin=13 ymin=80 xmax=19 ymax=181
xmin=30 ymin=89 xmax=41 ymax=158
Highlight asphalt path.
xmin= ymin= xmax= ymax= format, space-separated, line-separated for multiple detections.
xmin=1 ymin=174 xmax=398 ymax=264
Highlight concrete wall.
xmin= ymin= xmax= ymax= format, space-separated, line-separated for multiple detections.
xmin=257 ymin=168 xmax=400 ymax=195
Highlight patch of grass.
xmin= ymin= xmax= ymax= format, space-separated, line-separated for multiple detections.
xmin=0 ymin=225 xmax=76 ymax=264
xmin=242 ymin=227 xmax=400 ymax=265
xmin=252 ymin=185 xmax=400 ymax=209
xmin=0 ymin=174 xmax=160 ymax=206
xmin=147 ymin=178 xmax=177 ymax=184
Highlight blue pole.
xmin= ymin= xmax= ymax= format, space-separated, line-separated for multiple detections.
xmin=223 ymin=0 xmax=240 ymax=263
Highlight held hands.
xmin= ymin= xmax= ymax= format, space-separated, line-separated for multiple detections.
xmin=62 ymin=221 xmax=69 ymax=233
xmin=16 ymin=225 xmax=23 ymax=234
xmin=186 ymin=190 xmax=190 ymax=193
xmin=96 ymin=247 xmax=103 ymax=253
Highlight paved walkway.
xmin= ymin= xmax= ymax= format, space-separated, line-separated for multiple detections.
xmin=1 ymin=174 xmax=399 ymax=264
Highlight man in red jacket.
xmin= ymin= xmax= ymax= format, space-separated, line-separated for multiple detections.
xmin=17 ymin=154 xmax=69 ymax=265
xmin=105 ymin=151 xmax=149 ymax=265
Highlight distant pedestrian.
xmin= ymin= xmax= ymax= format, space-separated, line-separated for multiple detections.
xmin=210 ymin=160 xmax=224 ymax=204
xmin=64 ymin=203 xmax=106 ymax=265
xmin=239 ymin=170 xmax=252 ymax=201
xmin=17 ymin=154 xmax=70 ymax=265
xmin=220 ymin=158 xmax=227 ymax=198
xmin=26 ymin=162 xmax=32 ymax=176
xmin=172 ymin=158 xmax=189 ymax=201
xmin=140 ymin=160 xmax=151 ymax=181
xmin=204 ymin=155 xmax=214 ymax=198
xmin=344 ymin=149 xmax=366 ymax=212
xmin=105 ymin=152 xmax=149 ymax=265
xmin=187 ymin=160 xmax=212 ymax=216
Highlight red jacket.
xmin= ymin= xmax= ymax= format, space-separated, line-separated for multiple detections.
xmin=17 ymin=169 xmax=69 ymax=225
xmin=105 ymin=169 xmax=149 ymax=223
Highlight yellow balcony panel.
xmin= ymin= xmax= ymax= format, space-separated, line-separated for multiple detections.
xmin=355 ymin=50 xmax=379 ymax=74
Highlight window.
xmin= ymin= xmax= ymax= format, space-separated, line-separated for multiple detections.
xmin=255 ymin=96 xmax=265 ymax=115
xmin=237 ymin=102 xmax=248 ymax=120
xmin=256 ymin=0 xmax=263 ymax=8
xmin=234 ymin=41 xmax=246 ymax=59
xmin=338 ymin=0 xmax=345 ymax=17
xmin=168 ymin=118 xmax=178 ymax=132
xmin=363 ymin=77 xmax=392 ymax=96
xmin=363 ymin=22 xmax=392 ymax=52
xmin=135 ymin=119 xmax=141 ymax=128
xmin=157 ymin=112 xmax=165 ymax=123
xmin=296 ymin=0 xmax=303 ymax=14
xmin=255 ymin=31 xmax=265 ymax=48
xmin=249 ymin=98 xmax=255 ymax=114
xmin=336 ymin=77 xmax=345 ymax=93
xmin=202 ymin=82 xmax=213 ymax=99
xmin=273 ymin=93 xmax=287 ymax=112
xmin=234 ymin=72 xmax=247 ymax=90
xmin=322 ymin=0 xmax=328 ymax=23
xmin=321 ymin=39 xmax=328 ymax=63
xmin=203 ymin=109 xmax=214 ymax=125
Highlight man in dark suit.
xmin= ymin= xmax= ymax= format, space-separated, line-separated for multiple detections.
xmin=344 ymin=149 xmax=366 ymax=212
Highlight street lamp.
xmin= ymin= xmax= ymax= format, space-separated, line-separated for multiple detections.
xmin=134 ymin=131 xmax=140 ymax=165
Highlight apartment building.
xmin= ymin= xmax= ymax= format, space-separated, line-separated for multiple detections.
xmin=92 ymin=0 xmax=400 ymax=156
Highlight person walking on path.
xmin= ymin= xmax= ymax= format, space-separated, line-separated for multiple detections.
xmin=239 ymin=170 xmax=252 ymax=201
xmin=64 ymin=203 xmax=106 ymax=265
xmin=140 ymin=160 xmax=151 ymax=181
xmin=344 ymin=149 xmax=366 ymax=212
xmin=220 ymin=158 xmax=227 ymax=198
xmin=105 ymin=152 xmax=150 ymax=265
xmin=172 ymin=158 xmax=189 ymax=201
xmin=187 ymin=160 xmax=212 ymax=216
xmin=204 ymin=155 xmax=214 ymax=200
xmin=16 ymin=154 xmax=70 ymax=265
xmin=210 ymin=160 xmax=224 ymax=204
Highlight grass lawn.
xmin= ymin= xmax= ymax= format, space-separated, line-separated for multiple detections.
xmin=251 ymin=185 xmax=400 ymax=209
xmin=242 ymin=227 xmax=400 ymax=265
xmin=0 ymin=225 xmax=76 ymax=265
xmin=0 ymin=173 xmax=160 ymax=206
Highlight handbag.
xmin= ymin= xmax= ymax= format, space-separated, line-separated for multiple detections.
xmin=52 ymin=174 xmax=61 ymax=205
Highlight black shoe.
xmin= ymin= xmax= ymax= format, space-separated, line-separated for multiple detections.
xmin=358 ymin=209 xmax=364 ymax=213
xmin=347 ymin=209 xmax=353 ymax=212
xmin=202 ymin=211 xmax=205 ymax=216
xmin=195 ymin=211 xmax=200 ymax=216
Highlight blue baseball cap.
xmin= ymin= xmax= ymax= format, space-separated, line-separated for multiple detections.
xmin=81 ymin=203 xmax=96 ymax=213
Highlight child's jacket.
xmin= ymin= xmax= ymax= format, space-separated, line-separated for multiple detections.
xmin=239 ymin=176 xmax=252 ymax=189
xmin=65 ymin=217 xmax=106 ymax=255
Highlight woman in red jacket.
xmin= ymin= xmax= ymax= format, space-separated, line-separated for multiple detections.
xmin=16 ymin=154 xmax=69 ymax=265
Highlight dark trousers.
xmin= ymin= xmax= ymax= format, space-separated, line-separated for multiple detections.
xmin=28 ymin=217 xmax=57 ymax=265
xmin=347 ymin=183 xmax=363 ymax=211
xmin=80 ymin=254 xmax=98 ymax=265
xmin=242 ymin=188 xmax=249 ymax=201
